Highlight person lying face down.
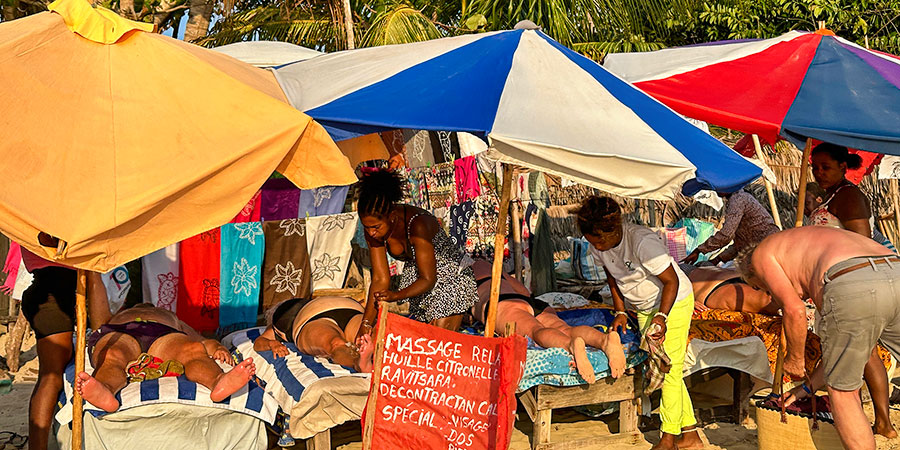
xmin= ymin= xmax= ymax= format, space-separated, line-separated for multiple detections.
xmin=255 ymin=296 xmax=375 ymax=373
xmin=469 ymin=260 xmax=626 ymax=383
xmin=685 ymin=265 xmax=779 ymax=315
xmin=76 ymin=303 xmax=256 ymax=413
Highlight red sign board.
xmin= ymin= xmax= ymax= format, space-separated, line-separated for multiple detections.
xmin=363 ymin=310 xmax=527 ymax=450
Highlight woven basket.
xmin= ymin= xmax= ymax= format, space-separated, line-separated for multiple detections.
xmin=756 ymin=406 xmax=842 ymax=450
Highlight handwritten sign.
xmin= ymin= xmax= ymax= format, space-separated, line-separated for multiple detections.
xmin=363 ymin=309 xmax=527 ymax=450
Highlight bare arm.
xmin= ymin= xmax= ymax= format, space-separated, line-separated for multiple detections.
xmin=359 ymin=236 xmax=390 ymax=339
xmin=831 ymin=187 xmax=872 ymax=237
xmin=654 ymin=265 xmax=680 ymax=317
xmin=254 ymin=326 xmax=290 ymax=358
xmin=755 ymin=254 xmax=808 ymax=377
xmin=86 ymin=271 xmax=112 ymax=329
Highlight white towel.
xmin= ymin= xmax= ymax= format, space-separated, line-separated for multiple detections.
xmin=306 ymin=213 xmax=358 ymax=291
xmin=11 ymin=259 xmax=32 ymax=301
xmin=141 ymin=244 xmax=180 ymax=312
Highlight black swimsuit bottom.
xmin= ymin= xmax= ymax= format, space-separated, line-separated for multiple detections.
xmin=704 ymin=277 xmax=745 ymax=306
xmin=475 ymin=277 xmax=551 ymax=316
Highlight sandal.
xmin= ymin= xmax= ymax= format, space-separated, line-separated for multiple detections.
xmin=0 ymin=431 xmax=27 ymax=449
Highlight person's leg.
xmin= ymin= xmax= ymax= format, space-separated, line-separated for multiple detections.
xmin=638 ymin=298 xmax=700 ymax=450
xmin=566 ymin=326 xmax=626 ymax=378
xmin=863 ymin=348 xmax=897 ymax=437
xmin=29 ymin=332 xmax=73 ymax=450
xmin=75 ymin=331 xmax=141 ymax=413
xmin=149 ymin=333 xmax=255 ymax=402
xmin=829 ymin=386 xmax=876 ymax=450
xmin=429 ymin=314 xmax=463 ymax=332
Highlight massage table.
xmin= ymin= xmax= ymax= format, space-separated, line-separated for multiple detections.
xmin=53 ymin=352 xmax=278 ymax=450
xmin=225 ymin=327 xmax=370 ymax=449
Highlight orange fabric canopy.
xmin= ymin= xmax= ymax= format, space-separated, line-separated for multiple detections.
xmin=0 ymin=0 xmax=356 ymax=271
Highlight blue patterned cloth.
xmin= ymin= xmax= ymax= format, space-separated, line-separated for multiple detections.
xmin=461 ymin=308 xmax=647 ymax=391
xmin=449 ymin=200 xmax=475 ymax=250
xmin=299 ymin=185 xmax=349 ymax=218
xmin=220 ymin=222 xmax=265 ymax=334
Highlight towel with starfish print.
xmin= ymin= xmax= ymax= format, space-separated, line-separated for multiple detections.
xmin=261 ymin=220 xmax=311 ymax=310
xmin=220 ymin=222 xmax=265 ymax=334
xmin=305 ymin=213 xmax=358 ymax=291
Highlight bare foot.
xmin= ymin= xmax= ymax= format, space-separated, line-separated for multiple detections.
xmin=604 ymin=331 xmax=626 ymax=379
xmin=569 ymin=337 xmax=596 ymax=384
xmin=75 ymin=371 xmax=120 ymax=413
xmin=210 ymin=359 xmax=256 ymax=402
xmin=874 ymin=421 xmax=898 ymax=439
xmin=651 ymin=433 xmax=679 ymax=450
xmin=675 ymin=429 xmax=705 ymax=449
xmin=358 ymin=334 xmax=375 ymax=373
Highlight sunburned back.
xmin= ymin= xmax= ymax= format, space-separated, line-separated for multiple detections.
xmin=759 ymin=227 xmax=891 ymax=304
xmin=108 ymin=304 xmax=181 ymax=329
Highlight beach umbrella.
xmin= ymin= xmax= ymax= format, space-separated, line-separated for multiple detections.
xmin=0 ymin=1 xmax=355 ymax=444
xmin=212 ymin=41 xmax=323 ymax=68
xmin=274 ymin=23 xmax=762 ymax=339
xmin=0 ymin=0 xmax=356 ymax=272
xmin=604 ymin=29 xmax=900 ymax=225
xmin=604 ymin=29 xmax=900 ymax=155
xmin=273 ymin=24 xmax=762 ymax=201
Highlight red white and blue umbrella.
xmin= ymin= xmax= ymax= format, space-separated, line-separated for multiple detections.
xmin=273 ymin=27 xmax=761 ymax=199
xmin=604 ymin=30 xmax=900 ymax=155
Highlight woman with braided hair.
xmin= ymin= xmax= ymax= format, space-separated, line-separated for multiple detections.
xmin=357 ymin=168 xmax=477 ymax=335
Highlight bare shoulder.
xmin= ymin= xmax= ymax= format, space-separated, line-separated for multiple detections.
xmin=408 ymin=208 xmax=439 ymax=240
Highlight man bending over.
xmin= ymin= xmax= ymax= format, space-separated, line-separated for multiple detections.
xmin=737 ymin=227 xmax=900 ymax=450
xmin=76 ymin=303 xmax=256 ymax=412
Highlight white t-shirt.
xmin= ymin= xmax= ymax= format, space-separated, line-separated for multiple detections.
xmin=590 ymin=222 xmax=693 ymax=312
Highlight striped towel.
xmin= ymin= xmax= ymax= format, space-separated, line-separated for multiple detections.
xmin=55 ymin=351 xmax=278 ymax=425
xmin=229 ymin=327 xmax=369 ymax=412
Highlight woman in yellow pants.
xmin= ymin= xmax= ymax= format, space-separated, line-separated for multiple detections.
xmin=577 ymin=196 xmax=701 ymax=450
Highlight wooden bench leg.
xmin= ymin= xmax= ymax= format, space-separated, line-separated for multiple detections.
xmin=730 ymin=370 xmax=751 ymax=424
xmin=533 ymin=409 xmax=552 ymax=449
xmin=305 ymin=430 xmax=330 ymax=450
xmin=619 ymin=398 xmax=639 ymax=433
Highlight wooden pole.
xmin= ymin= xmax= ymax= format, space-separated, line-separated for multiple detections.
xmin=361 ymin=306 xmax=389 ymax=450
xmin=751 ymin=134 xmax=783 ymax=229
xmin=794 ymin=138 xmax=814 ymax=228
xmin=773 ymin=326 xmax=787 ymax=423
xmin=510 ymin=200 xmax=523 ymax=280
xmin=72 ymin=268 xmax=87 ymax=450
xmin=485 ymin=165 xmax=515 ymax=338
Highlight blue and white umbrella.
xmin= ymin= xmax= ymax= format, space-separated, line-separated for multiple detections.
xmin=273 ymin=27 xmax=761 ymax=199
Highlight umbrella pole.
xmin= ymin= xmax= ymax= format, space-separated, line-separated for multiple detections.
xmin=72 ymin=268 xmax=87 ymax=450
xmin=511 ymin=200 xmax=523 ymax=279
xmin=794 ymin=138 xmax=814 ymax=228
xmin=752 ymin=134 xmax=783 ymax=229
xmin=485 ymin=165 xmax=514 ymax=338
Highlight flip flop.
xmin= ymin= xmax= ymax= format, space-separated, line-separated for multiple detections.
xmin=0 ymin=431 xmax=28 ymax=449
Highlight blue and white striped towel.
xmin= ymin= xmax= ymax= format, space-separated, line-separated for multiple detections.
xmin=229 ymin=327 xmax=369 ymax=412
xmin=55 ymin=350 xmax=278 ymax=425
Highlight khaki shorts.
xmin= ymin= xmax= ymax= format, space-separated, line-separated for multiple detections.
xmin=820 ymin=256 xmax=900 ymax=391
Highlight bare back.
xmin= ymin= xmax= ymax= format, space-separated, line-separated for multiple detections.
xmin=107 ymin=304 xmax=182 ymax=329
xmin=753 ymin=227 xmax=891 ymax=306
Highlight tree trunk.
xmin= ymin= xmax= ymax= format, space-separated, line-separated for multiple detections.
xmin=119 ymin=0 xmax=137 ymax=19
xmin=5 ymin=309 xmax=29 ymax=373
xmin=152 ymin=0 xmax=179 ymax=32
xmin=341 ymin=0 xmax=354 ymax=49
xmin=183 ymin=0 xmax=213 ymax=43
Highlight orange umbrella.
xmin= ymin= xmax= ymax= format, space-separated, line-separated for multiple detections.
xmin=0 ymin=0 xmax=356 ymax=272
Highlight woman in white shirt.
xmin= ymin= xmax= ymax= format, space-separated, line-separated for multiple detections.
xmin=577 ymin=196 xmax=701 ymax=450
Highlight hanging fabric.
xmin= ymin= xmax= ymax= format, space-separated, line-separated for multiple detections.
xmin=424 ymin=162 xmax=456 ymax=210
xmin=449 ymin=201 xmax=476 ymax=251
xmin=402 ymin=130 xmax=435 ymax=168
xmin=141 ymin=244 xmax=180 ymax=312
xmin=298 ymin=185 xmax=349 ymax=217
xmin=220 ymin=222 xmax=265 ymax=334
xmin=306 ymin=213 xmax=359 ymax=291
xmin=261 ymin=219 xmax=311 ymax=311
xmin=1 ymin=241 xmax=21 ymax=294
xmin=177 ymin=229 xmax=220 ymax=333
xmin=454 ymin=155 xmax=481 ymax=202
xmin=102 ymin=265 xmax=131 ymax=314
xmin=230 ymin=191 xmax=262 ymax=223
xmin=260 ymin=178 xmax=301 ymax=221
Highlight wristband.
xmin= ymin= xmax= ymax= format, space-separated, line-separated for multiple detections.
xmin=654 ymin=311 xmax=668 ymax=322
xmin=801 ymin=383 xmax=812 ymax=394
xmin=614 ymin=311 xmax=627 ymax=317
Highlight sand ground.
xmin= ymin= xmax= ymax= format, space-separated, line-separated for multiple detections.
xmin=3 ymin=329 xmax=900 ymax=450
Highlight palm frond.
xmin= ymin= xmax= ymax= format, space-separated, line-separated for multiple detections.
xmin=361 ymin=2 xmax=441 ymax=47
